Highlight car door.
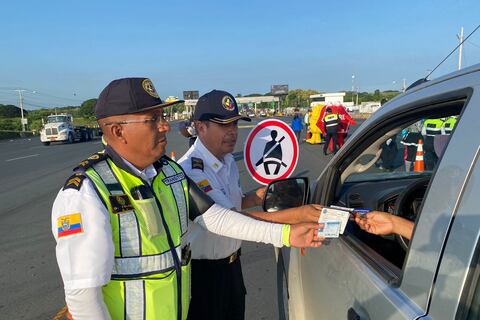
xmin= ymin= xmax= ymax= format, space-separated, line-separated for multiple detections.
xmin=281 ymin=77 xmax=480 ymax=320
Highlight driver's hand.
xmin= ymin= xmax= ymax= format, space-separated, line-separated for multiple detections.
xmin=354 ymin=211 xmax=395 ymax=236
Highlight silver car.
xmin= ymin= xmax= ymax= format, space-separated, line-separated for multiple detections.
xmin=266 ymin=64 xmax=480 ymax=320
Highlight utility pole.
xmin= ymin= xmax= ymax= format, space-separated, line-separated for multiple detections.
xmin=402 ymin=78 xmax=407 ymax=92
xmin=457 ymin=26 xmax=464 ymax=70
xmin=14 ymin=89 xmax=27 ymax=131
xmin=351 ymin=74 xmax=355 ymax=104
xmin=355 ymin=86 xmax=359 ymax=106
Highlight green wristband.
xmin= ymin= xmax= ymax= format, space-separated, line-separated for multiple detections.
xmin=282 ymin=224 xmax=291 ymax=247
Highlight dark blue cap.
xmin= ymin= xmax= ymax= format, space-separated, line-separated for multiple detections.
xmin=193 ymin=90 xmax=251 ymax=124
xmin=95 ymin=77 xmax=183 ymax=119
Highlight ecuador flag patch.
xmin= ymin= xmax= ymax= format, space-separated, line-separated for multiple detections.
xmin=197 ymin=179 xmax=213 ymax=193
xmin=57 ymin=213 xmax=83 ymax=238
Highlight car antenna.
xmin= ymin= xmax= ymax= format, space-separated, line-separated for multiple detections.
xmin=425 ymin=24 xmax=480 ymax=80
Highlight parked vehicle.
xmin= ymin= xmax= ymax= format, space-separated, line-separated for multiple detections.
xmin=40 ymin=114 xmax=93 ymax=146
xmin=266 ymin=64 xmax=480 ymax=320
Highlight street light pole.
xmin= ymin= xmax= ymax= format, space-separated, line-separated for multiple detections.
xmin=14 ymin=89 xmax=26 ymax=131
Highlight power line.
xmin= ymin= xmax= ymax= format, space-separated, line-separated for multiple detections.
xmin=426 ymin=24 xmax=480 ymax=79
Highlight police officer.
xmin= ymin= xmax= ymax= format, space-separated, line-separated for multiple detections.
xmin=178 ymin=90 xmax=323 ymax=320
xmin=421 ymin=118 xmax=445 ymax=170
xmin=51 ymin=78 xmax=322 ymax=320
xmin=322 ymin=107 xmax=340 ymax=155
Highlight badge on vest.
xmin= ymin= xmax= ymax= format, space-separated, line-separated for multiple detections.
xmin=109 ymin=194 xmax=134 ymax=214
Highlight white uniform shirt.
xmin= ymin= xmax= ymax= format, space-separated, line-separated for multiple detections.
xmin=178 ymin=138 xmax=243 ymax=260
xmin=51 ymin=160 xmax=158 ymax=290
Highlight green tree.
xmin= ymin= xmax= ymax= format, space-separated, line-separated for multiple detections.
xmin=0 ymin=104 xmax=27 ymax=118
xmin=79 ymin=99 xmax=97 ymax=118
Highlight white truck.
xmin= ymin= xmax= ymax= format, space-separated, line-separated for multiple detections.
xmin=40 ymin=114 xmax=93 ymax=146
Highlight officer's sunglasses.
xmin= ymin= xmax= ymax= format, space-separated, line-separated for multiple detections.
xmin=102 ymin=115 xmax=168 ymax=126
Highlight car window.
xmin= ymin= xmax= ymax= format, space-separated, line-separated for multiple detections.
xmin=332 ymin=107 xmax=462 ymax=276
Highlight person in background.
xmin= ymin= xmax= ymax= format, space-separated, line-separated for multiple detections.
xmin=400 ymin=123 xmax=424 ymax=172
xmin=179 ymin=117 xmax=197 ymax=147
xmin=379 ymin=137 xmax=398 ymax=171
xmin=322 ymin=107 xmax=340 ymax=155
xmin=421 ymin=118 xmax=444 ymax=170
xmin=291 ymin=113 xmax=304 ymax=143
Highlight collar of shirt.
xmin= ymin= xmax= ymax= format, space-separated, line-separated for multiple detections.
xmin=122 ymin=159 xmax=157 ymax=185
xmin=194 ymin=138 xmax=234 ymax=173
xmin=104 ymin=145 xmax=158 ymax=184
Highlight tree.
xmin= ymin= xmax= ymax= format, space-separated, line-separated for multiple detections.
xmin=79 ymin=99 xmax=97 ymax=118
xmin=0 ymin=104 xmax=27 ymax=118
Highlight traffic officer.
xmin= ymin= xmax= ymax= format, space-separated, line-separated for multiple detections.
xmin=51 ymin=78 xmax=322 ymax=320
xmin=443 ymin=116 xmax=457 ymax=135
xmin=322 ymin=107 xmax=340 ymax=155
xmin=178 ymin=90 xmax=324 ymax=320
xmin=421 ymin=118 xmax=445 ymax=170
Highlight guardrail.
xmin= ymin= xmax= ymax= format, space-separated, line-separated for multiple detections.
xmin=0 ymin=130 xmax=37 ymax=140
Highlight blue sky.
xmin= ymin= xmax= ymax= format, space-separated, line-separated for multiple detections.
xmin=1 ymin=0 xmax=479 ymax=109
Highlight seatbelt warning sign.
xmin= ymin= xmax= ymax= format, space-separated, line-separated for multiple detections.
xmin=244 ymin=119 xmax=299 ymax=185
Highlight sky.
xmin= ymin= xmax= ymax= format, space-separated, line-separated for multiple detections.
xmin=1 ymin=0 xmax=480 ymax=109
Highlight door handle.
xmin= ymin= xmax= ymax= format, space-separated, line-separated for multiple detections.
xmin=347 ymin=307 xmax=361 ymax=320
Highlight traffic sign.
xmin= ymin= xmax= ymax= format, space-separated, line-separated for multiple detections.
xmin=244 ymin=119 xmax=299 ymax=185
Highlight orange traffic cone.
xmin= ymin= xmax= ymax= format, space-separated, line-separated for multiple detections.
xmin=170 ymin=150 xmax=176 ymax=161
xmin=414 ymin=139 xmax=425 ymax=172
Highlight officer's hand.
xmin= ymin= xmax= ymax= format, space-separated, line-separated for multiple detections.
xmin=289 ymin=223 xmax=324 ymax=248
xmin=294 ymin=204 xmax=322 ymax=223
xmin=254 ymin=187 xmax=267 ymax=206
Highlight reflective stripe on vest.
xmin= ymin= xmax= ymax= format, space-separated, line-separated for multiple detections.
xmin=424 ymin=119 xmax=443 ymax=136
xmin=112 ymin=246 xmax=181 ymax=277
xmin=324 ymin=114 xmax=339 ymax=126
xmin=125 ymin=280 xmax=145 ymax=319
xmin=161 ymin=165 xmax=188 ymax=235
xmin=93 ymin=161 xmax=141 ymax=257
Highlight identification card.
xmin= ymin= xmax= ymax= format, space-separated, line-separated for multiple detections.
xmin=319 ymin=208 xmax=351 ymax=234
xmin=318 ymin=221 xmax=341 ymax=238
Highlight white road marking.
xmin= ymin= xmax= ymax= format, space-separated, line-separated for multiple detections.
xmin=5 ymin=154 xmax=40 ymax=162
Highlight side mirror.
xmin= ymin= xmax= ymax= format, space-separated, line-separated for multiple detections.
xmin=263 ymin=177 xmax=309 ymax=212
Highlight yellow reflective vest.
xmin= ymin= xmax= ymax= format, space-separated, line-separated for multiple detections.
xmin=82 ymin=152 xmax=190 ymax=320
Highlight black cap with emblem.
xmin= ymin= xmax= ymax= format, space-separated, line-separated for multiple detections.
xmin=95 ymin=77 xmax=184 ymax=119
xmin=193 ymin=90 xmax=251 ymax=124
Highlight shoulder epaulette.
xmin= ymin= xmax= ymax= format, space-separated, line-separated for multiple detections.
xmin=73 ymin=151 xmax=107 ymax=172
xmin=191 ymin=157 xmax=204 ymax=171
xmin=63 ymin=173 xmax=87 ymax=191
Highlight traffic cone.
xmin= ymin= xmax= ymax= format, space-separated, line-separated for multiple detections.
xmin=170 ymin=150 xmax=176 ymax=161
xmin=414 ymin=139 xmax=425 ymax=172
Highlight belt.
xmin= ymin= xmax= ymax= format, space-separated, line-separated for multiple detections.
xmin=193 ymin=249 xmax=241 ymax=265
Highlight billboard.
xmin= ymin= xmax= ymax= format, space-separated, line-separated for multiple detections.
xmin=183 ymin=90 xmax=199 ymax=100
xmin=271 ymin=85 xmax=289 ymax=96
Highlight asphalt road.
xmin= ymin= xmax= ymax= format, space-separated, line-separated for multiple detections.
xmin=0 ymin=117 xmax=357 ymax=319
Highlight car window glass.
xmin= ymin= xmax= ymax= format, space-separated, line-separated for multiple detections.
xmin=334 ymin=112 xmax=460 ymax=273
